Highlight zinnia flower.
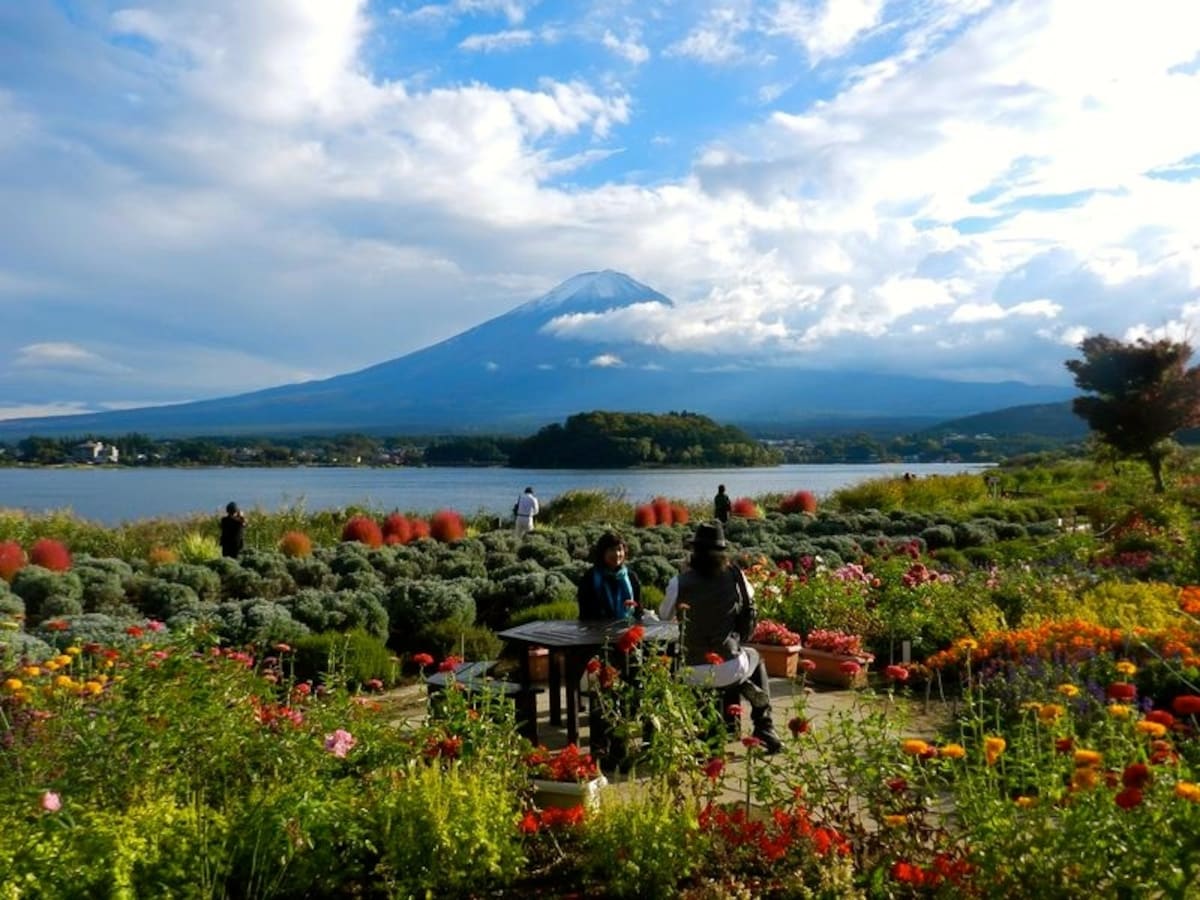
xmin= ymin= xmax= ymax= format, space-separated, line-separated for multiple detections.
xmin=1015 ymin=796 xmax=1038 ymax=808
xmin=1136 ymin=720 xmax=1168 ymax=738
xmin=438 ymin=655 xmax=462 ymax=673
xmin=412 ymin=652 xmax=434 ymax=668
xmin=939 ymin=743 xmax=966 ymax=759
xmin=1114 ymin=787 xmax=1143 ymax=809
xmin=798 ymin=658 xmax=817 ymax=673
xmin=519 ymin=811 xmax=540 ymax=834
xmin=1145 ymin=710 xmax=1176 ymax=727
xmin=324 ymin=728 xmax=357 ymax=758
xmin=984 ymin=736 xmax=1006 ymax=766
xmin=726 ymin=704 xmax=743 ymax=719
xmin=1037 ymin=703 xmax=1064 ymax=722
xmin=704 ymin=651 xmax=724 ymax=665
xmin=1054 ymin=737 xmax=1074 ymax=754
xmin=615 ymin=624 xmax=645 ymax=654
xmin=702 ymin=757 xmax=725 ymax=780
xmin=1175 ymin=781 xmax=1200 ymax=802
xmin=839 ymin=660 xmax=861 ymax=676
xmin=788 ymin=716 xmax=809 ymax=737
xmin=585 ymin=658 xmax=601 ymax=675
xmin=885 ymin=664 xmax=909 ymax=683
xmin=1074 ymin=749 xmax=1103 ymax=768
xmin=1108 ymin=704 xmax=1132 ymax=719
xmin=741 ymin=736 xmax=764 ymax=750
xmin=1106 ymin=682 xmax=1137 ymax=702
xmin=1171 ymin=695 xmax=1200 ymax=716
xmin=1072 ymin=768 xmax=1099 ymax=790
xmin=901 ymin=739 xmax=931 ymax=756
xmin=1122 ymin=763 xmax=1151 ymax=789
xmin=40 ymin=791 xmax=61 ymax=813
xmin=883 ymin=814 xmax=908 ymax=827
xmin=1115 ymin=660 xmax=1137 ymax=677
xmin=1056 ymin=683 xmax=1080 ymax=698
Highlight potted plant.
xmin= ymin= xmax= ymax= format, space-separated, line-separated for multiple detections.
xmin=746 ymin=619 xmax=803 ymax=678
xmin=800 ymin=629 xmax=874 ymax=688
xmin=525 ymin=743 xmax=607 ymax=810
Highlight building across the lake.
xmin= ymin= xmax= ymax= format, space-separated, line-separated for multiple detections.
xmin=71 ymin=441 xmax=119 ymax=464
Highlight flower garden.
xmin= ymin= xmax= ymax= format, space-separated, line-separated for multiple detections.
xmin=5 ymin=458 xmax=1200 ymax=896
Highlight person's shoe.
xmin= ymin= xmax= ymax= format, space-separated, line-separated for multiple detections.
xmin=752 ymin=722 xmax=783 ymax=755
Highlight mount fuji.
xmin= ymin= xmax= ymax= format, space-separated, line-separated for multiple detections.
xmin=0 ymin=271 xmax=1073 ymax=437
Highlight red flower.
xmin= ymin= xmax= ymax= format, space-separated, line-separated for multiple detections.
xmin=412 ymin=652 xmax=434 ymax=668
xmin=838 ymin=660 xmax=862 ymax=676
xmin=365 ymin=678 xmax=384 ymax=692
xmin=788 ymin=716 xmax=809 ymax=737
xmin=1122 ymin=763 xmax=1151 ymax=789
xmin=702 ymin=757 xmax=725 ymax=780
xmin=585 ymin=657 xmax=601 ymax=675
xmin=891 ymin=861 xmax=925 ymax=885
xmin=705 ymin=651 xmax=724 ymax=665
xmin=1172 ymin=695 xmax=1200 ymax=716
xmin=1054 ymin=737 xmax=1074 ymax=754
xmin=1145 ymin=710 xmax=1176 ymax=727
xmin=125 ymin=625 xmax=145 ymax=638
xmin=741 ymin=736 xmax=764 ymax=750
xmin=1106 ymin=682 xmax=1137 ymax=702
xmin=885 ymin=664 xmax=909 ymax=683
xmin=1114 ymin=787 xmax=1144 ymax=809
xmin=615 ymin=624 xmax=645 ymax=654
xmin=45 ymin=619 xmax=70 ymax=632
xmin=798 ymin=658 xmax=817 ymax=673
xmin=438 ymin=656 xmax=462 ymax=673
xmin=726 ymin=704 xmax=743 ymax=719
xmin=887 ymin=777 xmax=908 ymax=793
xmin=519 ymin=811 xmax=540 ymax=834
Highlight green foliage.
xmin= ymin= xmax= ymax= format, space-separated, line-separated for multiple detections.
xmin=1023 ymin=580 xmax=1184 ymax=629
xmin=508 ymin=598 xmax=579 ymax=626
xmin=177 ymin=532 xmax=221 ymax=563
xmin=292 ymin=628 xmax=397 ymax=688
xmin=9 ymin=566 xmax=84 ymax=625
xmin=582 ymin=788 xmax=703 ymax=897
xmin=418 ymin=620 xmax=502 ymax=661
xmin=386 ymin=579 xmax=476 ymax=648
xmin=538 ymin=489 xmax=634 ymax=527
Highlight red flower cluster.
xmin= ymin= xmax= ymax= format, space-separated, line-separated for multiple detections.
xmin=438 ymin=655 xmax=462 ymax=673
xmin=412 ymin=652 xmax=434 ymax=668
xmin=518 ymin=804 xmax=586 ymax=834
xmin=526 ymin=744 xmax=599 ymax=782
xmin=0 ymin=541 xmax=27 ymax=582
xmin=700 ymin=802 xmax=849 ymax=864
xmin=778 ymin=490 xmax=818 ymax=515
xmin=251 ymin=697 xmax=304 ymax=730
xmin=890 ymin=853 xmax=974 ymax=889
xmin=423 ymin=734 xmax=463 ymax=760
xmin=1106 ymin=682 xmax=1137 ymax=702
xmin=749 ymin=619 xmax=802 ymax=647
xmin=885 ymin=664 xmax=910 ymax=683
xmin=428 ymin=509 xmax=466 ymax=543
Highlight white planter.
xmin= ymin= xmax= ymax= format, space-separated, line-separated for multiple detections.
xmin=531 ymin=775 xmax=608 ymax=811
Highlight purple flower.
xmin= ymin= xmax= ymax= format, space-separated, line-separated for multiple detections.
xmin=324 ymin=728 xmax=357 ymax=758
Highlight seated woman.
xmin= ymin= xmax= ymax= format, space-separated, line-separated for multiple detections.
xmin=577 ymin=531 xmax=643 ymax=621
xmin=658 ymin=521 xmax=782 ymax=754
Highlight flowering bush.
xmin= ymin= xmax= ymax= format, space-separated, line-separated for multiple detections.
xmin=0 ymin=541 xmax=26 ymax=582
xmin=633 ymin=504 xmax=657 ymax=527
xmin=779 ymin=490 xmax=818 ymax=515
xmin=429 ymin=509 xmax=466 ymax=543
xmin=408 ymin=518 xmax=431 ymax=541
xmin=805 ymin=629 xmax=871 ymax=659
xmin=730 ymin=497 xmax=761 ymax=519
xmin=382 ymin=512 xmax=413 ymax=545
xmin=750 ymin=619 xmax=802 ymax=646
xmin=278 ymin=530 xmax=313 ymax=558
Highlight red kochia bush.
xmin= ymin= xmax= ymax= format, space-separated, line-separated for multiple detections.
xmin=633 ymin=504 xmax=657 ymax=527
xmin=279 ymin=531 xmax=313 ymax=558
xmin=0 ymin=541 xmax=26 ymax=582
xmin=382 ymin=513 xmax=413 ymax=545
xmin=429 ymin=510 xmax=466 ymax=543
xmin=29 ymin=538 xmax=72 ymax=572
xmin=341 ymin=516 xmax=383 ymax=548
xmin=671 ymin=503 xmax=690 ymax=525
xmin=651 ymin=497 xmax=674 ymax=527
xmin=731 ymin=497 xmax=761 ymax=519
xmin=780 ymin=490 xmax=818 ymax=515
xmin=408 ymin=518 xmax=431 ymax=541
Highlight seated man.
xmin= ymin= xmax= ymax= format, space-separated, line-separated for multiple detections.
xmin=658 ymin=522 xmax=783 ymax=754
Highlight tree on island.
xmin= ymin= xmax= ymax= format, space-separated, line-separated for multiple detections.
xmin=1065 ymin=334 xmax=1200 ymax=492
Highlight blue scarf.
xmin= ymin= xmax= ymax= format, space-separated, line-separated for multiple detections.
xmin=593 ymin=565 xmax=635 ymax=620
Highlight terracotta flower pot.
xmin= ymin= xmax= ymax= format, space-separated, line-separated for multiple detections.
xmin=745 ymin=642 xmax=802 ymax=678
xmin=528 ymin=646 xmax=550 ymax=683
xmin=532 ymin=775 xmax=607 ymax=811
xmin=797 ymin=647 xmax=871 ymax=688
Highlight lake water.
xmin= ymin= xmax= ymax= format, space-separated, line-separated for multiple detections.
xmin=0 ymin=463 xmax=992 ymax=525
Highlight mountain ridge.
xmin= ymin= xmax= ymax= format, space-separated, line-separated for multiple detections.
xmin=0 ymin=271 xmax=1075 ymax=438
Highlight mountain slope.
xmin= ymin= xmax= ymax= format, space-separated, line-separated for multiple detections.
xmin=0 ymin=271 xmax=1075 ymax=438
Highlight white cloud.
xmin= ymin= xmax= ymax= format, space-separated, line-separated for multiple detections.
xmin=459 ymin=29 xmax=535 ymax=52
xmin=768 ymin=0 xmax=885 ymax=63
xmin=0 ymin=402 xmax=92 ymax=422
xmin=602 ymin=30 xmax=650 ymax=65
xmin=666 ymin=7 xmax=752 ymax=64
xmin=589 ymin=353 xmax=624 ymax=367
xmin=13 ymin=343 xmax=132 ymax=374
xmin=949 ymin=298 xmax=1061 ymax=323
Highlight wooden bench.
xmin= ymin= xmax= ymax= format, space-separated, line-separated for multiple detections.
xmin=425 ymin=660 xmax=543 ymax=742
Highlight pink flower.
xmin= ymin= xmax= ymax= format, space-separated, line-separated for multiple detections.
xmin=839 ymin=660 xmax=862 ymax=676
xmin=885 ymin=665 xmax=909 ymax=683
xmin=365 ymin=678 xmax=384 ymax=692
xmin=324 ymin=728 xmax=357 ymax=758
xmin=146 ymin=619 xmax=165 ymax=633
xmin=41 ymin=791 xmax=61 ymax=812
xmin=798 ymin=658 xmax=818 ymax=673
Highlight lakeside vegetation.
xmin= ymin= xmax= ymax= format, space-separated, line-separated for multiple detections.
xmin=6 ymin=450 xmax=1200 ymax=893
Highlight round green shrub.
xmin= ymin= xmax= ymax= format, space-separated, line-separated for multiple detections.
xmin=74 ymin=566 xmax=131 ymax=616
xmin=920 ymin=524 xmax=957 ymax=550
xmin=214 ymin=599 xmax=309 ymax=646
xmin=292 ymin=628 xmax=397 ymax=688
xmin=629 ymin=555 xmax=677 ymax=590
xmin=10 ymin=566 xmax=84 ymax=626
xmin=385 ymin=580 xmax=476 ymax=648
xmin=152 ymin=563 xmax=223 ymax=604
xmin=0 ymin=631 xmax=53 ymax=663
xmin=286 ymin=555 xmax=336 ymax=590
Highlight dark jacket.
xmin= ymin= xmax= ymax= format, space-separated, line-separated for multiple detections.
xmin=677 ymin=566 xmax=755 ymax=665
xmin=219 ymin=513 xmax=246 ymax=558
xmin=577 ymin=565 xmax=643 ymax=621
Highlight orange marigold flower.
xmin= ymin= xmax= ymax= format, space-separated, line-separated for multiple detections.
xmin=1074 ymin=749 xmax=1103 ymax=768
xmin=901 ymin=739 xmax=931 ymax=756
xmin=984 ymin=736 xmax=1006 ymax=766
xmin=1136 ymin=720 xmax=1168 ymax=738
xmin=939 ymin=743 xmax=966 ymax=759
xmin=1015 ymin=795 xmax=1038 ymax=808
xmin=1174 ymin=781 xmax=1200 ymax=802
xmin=1037 ymin=703 xmax=1064 ymax=722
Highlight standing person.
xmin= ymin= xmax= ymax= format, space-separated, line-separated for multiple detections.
xmin=577 ymin=531 xmax=643 ymax=621
xmin=514 ymin=486 xmax=539 ymax=538
xmin=219 ymin=502 xmax=247 ymax=558
xmin=713 ymin=484 xmax=732 ymax=523
xmin=658 ymin=521 xmax=782 ymax=753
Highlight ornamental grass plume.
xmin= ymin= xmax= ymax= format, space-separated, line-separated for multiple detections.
xmin=651 ymin=497 xmax=674 ymax=526
xmin=408 ymin=518 xmax=431 ymax=541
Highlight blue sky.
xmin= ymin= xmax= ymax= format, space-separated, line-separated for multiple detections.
xmin=0 ymin=0 xmax=1198 ymax=420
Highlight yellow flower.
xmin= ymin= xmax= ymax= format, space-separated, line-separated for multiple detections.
xmin=1020 ymin=701 xmax=1043 ymax=715
xmin=1037 ymin=704 xmax=1065 ymax=722
xmin=3 ymin=678 xmax=24 ymax=692
xmin=0 ymin=620 xmax=20 ymax=631
xmin=939 ymin=743 xmax=966 ymax=759
xmin=901 ymin=739 xmax=931 ymax=756
xmin=1056 ymin=683 xmax=1080 ymax=698
xmin=44 ymin=660 xmax=60 ymax=672
xmin=1136 ymin=721 xmax=1168 ymax=738
xmin=65 ymin=646 xmax=82 ymax=656
xmin=1108 ymin=704 xmax=1132 ymax=719
xmin=54 ymin=675 xmax=75 ymax=690
xmin=83 ymin=681 xmax=103 ymax=696
xmin=12 ymin=690 xmax=31 ymax=705
xmin=21 ymin=666 xmax=41 ymax=678
xmin=1074 ymin=749 xmax=1103 ymax=768
xmin=1175 ymin=782 xmax=1200 ymax=803
xmin=1073 ymin=768 xmax=1099 ymax=790
xmin=883 ymin=814 xmax=908 ymax=827
xmin=984 ymin=736 xmax=1006 ymax=766
xmin=54 ymin=655 xmax=72 ymax=667
xmin=1015 ymin=795 xmax=1038 ymax=808
xmin=95 ymin=674 xmax=108 ymax=684
xmin=1115 ymin=660 xmax=1137 ymax=677
xmin=957 ymin=638 xmax=979 ymax=651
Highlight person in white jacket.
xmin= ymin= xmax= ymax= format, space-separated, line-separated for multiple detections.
xmin=513 ymin=486 xmax=539 ymax=537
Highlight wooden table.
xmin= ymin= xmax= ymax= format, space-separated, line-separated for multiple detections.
xmin=498 ymin=619 xmax=679 ymax=746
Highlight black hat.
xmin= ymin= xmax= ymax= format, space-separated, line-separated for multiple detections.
xmin=689 ymin=521 xmax=727 ymax=550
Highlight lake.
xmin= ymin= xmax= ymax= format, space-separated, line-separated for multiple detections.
xmin=0 ymin=463 xmax=993 ymax=525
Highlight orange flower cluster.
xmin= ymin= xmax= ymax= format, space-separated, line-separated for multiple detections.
xmin=700 ymin=801 xmax=850 ymax=863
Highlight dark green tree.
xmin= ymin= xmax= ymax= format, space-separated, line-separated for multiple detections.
xmin=1065 ymin=334 xmax=1200 ymax=492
